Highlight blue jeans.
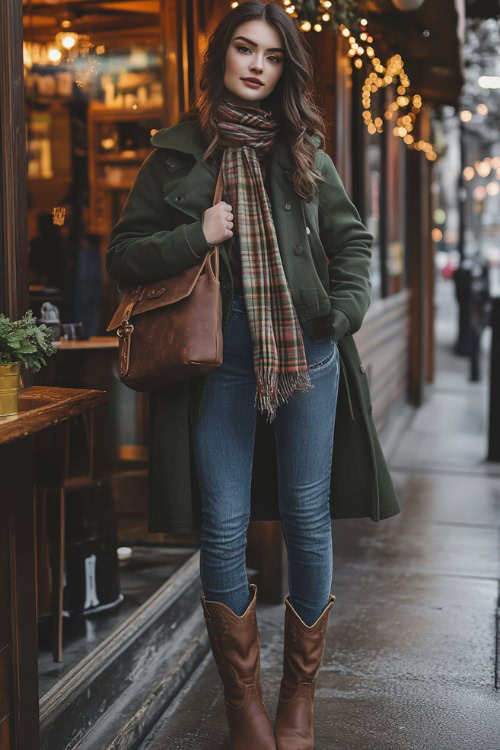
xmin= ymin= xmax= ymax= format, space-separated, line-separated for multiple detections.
xmin=192 ymin=293 xmax=340 ymax=626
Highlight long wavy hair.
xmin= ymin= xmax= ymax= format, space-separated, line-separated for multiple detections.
xmin=179 ymin=1 xmax=328 ymax=201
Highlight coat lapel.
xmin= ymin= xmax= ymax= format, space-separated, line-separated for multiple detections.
xmin=151 ymin=120 xmax=300 ymax=224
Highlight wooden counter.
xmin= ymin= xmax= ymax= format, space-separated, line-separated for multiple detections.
xmin=0 ymin=386 xmax=108 ymax=444
xmin=0 ymin=386 xmax=107 ymax=750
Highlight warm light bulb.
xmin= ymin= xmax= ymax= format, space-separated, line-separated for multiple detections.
xmin=62 ymin=33 xmax=77 ymax=50
xmin=48 ymin=46 xmax=62 ymax=63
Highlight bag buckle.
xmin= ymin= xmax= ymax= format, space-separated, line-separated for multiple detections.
xmin=117 ymin=320 xmax=134 ymax=338
xmin=117 ymin=320 xmax=134 ymax=377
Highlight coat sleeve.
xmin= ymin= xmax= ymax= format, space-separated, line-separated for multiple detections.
xmin=317 ymin=151 xmax=373 ymax=340
xmin=106 ymin=149 xmax=211 ymax=286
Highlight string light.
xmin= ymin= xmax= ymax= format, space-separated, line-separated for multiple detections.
xmin=230 ymin=0 xmax=362 ymax=34
xmin=361 ymin=53 xmax=436 ymax=159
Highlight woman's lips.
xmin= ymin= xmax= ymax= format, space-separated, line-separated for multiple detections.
xmin=241 ymin=79 xmax=263 ymax=89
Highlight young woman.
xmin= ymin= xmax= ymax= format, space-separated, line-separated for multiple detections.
xmin=106 ymin=2 xmax=400 ymax=748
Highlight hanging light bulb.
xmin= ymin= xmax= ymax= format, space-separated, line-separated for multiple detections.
xmin=48 ymin=46 xmax=62 ymax=63
xmin=56 ymin=31 xmax=78 ymax=51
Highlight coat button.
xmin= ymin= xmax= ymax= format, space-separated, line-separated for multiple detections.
xmin=360 ymin=364 xmax=366 ymax=374
xmin=166 ymin=157 xmax=178 ymax=168
xmin=176 ymin=194 xmax=185 ymax=202
xmin=306 ymin=226 xmax=311 ymax=234
xmin=294 ymin=245 xmax=304 ymax=256
xmin=283 ymin=201 xmax=292 ymax=210
xmin=369 ymin=405 xmax=373 ymax=414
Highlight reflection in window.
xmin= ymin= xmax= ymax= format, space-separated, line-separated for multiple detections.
xmin=385 ymin=122 xmax=407 ymax=295
xmin=365 ymin=128 xmax=383 ymax=300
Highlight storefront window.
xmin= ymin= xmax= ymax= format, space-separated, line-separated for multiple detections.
xmin=24 ymin=19 xmax=164 ymax=335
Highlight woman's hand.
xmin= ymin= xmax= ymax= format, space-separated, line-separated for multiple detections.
xmin=202 ymin=201 xmax=234 ymax=246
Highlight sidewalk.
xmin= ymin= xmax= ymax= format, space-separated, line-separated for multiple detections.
xmin=139 ymin=280 xmax=500 ymax=750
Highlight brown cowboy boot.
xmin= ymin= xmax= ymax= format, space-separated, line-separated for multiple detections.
xmin=200 ymin=583 xmax=277 ymax=750
xmin=274 ymin=594 xmax=336 ymax=750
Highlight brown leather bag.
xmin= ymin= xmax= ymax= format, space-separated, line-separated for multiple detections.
xmin=106 ymin=168 xmax=224 ymax=392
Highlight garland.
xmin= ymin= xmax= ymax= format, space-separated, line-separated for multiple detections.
xmin=284 ymin=0 xmax=362 ymax=34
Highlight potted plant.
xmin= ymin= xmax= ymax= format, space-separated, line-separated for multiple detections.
xmin=0 ymin=310 xmax=56 ymax=417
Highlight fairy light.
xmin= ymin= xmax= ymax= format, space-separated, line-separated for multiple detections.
xmin=361 ymin=53 xmax=436 ymax=159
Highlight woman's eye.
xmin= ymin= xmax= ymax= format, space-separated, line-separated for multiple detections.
xmin=236 ymin=45 xmax=282 ymax=64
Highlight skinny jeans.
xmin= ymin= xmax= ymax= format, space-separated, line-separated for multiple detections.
xmin=192 ymin=293 xmax=340 ymax=626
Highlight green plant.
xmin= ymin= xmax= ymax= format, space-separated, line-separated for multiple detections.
xmin=0 ymin=310 xmax=56 ymax=372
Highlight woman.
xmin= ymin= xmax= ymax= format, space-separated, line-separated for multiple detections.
xmin=106 ymin=2 xmax=400 ymax=748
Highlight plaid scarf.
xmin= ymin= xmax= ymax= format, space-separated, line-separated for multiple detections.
xmin=215 ymin=100 xmax=312 ymax=422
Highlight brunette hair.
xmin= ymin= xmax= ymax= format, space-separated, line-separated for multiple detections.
xmin=180 ymin=0 xmax=328 ymax=201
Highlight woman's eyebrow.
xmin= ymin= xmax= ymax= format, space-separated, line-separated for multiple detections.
xmin=233 ymin=35 xmax=284 ymax=53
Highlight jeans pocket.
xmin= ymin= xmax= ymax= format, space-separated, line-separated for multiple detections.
xmin=308 ymin=343 xmax=337 ymax=372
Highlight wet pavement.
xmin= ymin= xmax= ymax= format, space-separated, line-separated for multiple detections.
xmin=139 ymin=282 xmax=500 ymax=750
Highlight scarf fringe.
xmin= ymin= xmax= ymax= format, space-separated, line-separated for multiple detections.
xmin=254 ymin=367 xmax=313 ymax=423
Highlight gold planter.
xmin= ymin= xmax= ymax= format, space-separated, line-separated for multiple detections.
xmin=0 ymin=362 xmax=21 ymax=417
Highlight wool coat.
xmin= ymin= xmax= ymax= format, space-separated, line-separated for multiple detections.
xmin=106 ymin=119 xmax=401 ymax=533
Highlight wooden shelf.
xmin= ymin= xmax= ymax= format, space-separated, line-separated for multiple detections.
xmin=88 ymin=103 xmax=163 ymax=240
xmin=94 ymin=179 xmax=135 ymax=189
xmin=88 ymin=102 xmax=163 ymax=122
xmin=94 ymin=151 xmax=150 ymax=163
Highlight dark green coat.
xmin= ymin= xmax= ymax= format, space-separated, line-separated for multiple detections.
xmin=106 ymin=119 xmax=401 ymax=533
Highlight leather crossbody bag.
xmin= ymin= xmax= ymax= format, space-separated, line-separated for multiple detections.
xmin=106 ymin=168 xmax=224 ymax=392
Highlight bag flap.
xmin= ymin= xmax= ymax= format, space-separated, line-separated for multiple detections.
xmin=106 ymin=256 xmax=206 ymax=332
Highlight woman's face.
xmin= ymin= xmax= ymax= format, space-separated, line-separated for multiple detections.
xmin=223 ymin=19 xmax=284 ymax=109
